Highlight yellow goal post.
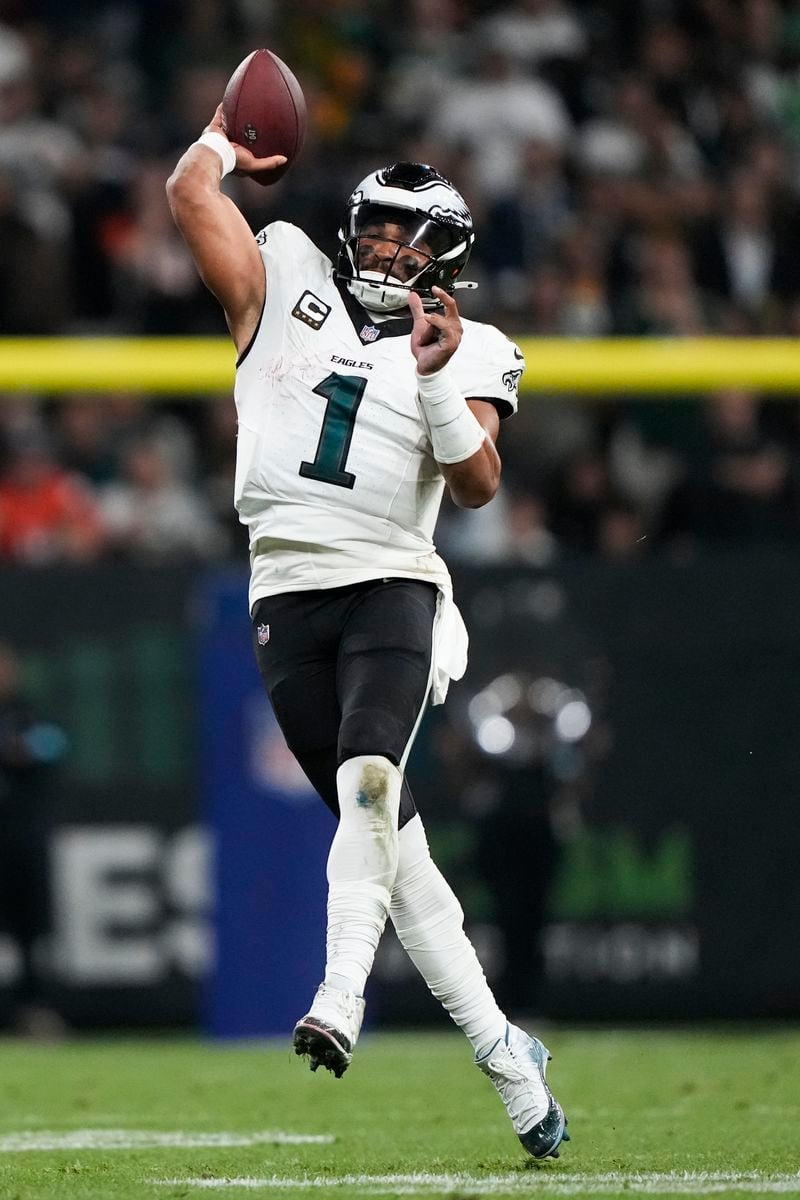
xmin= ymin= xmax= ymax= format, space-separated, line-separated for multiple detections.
xmin=1 ymin=337 xmax=800 ymax=394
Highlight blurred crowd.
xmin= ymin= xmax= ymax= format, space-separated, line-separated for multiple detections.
xmin=3 ymin=0 xmax=800 ymax=564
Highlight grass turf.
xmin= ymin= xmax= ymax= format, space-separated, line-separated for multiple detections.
xmin=0 ymin=1027 xmax=797 ymax=1199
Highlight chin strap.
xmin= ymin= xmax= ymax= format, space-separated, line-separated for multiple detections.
xmin=348 ymin=275 xmax=479 ymax=313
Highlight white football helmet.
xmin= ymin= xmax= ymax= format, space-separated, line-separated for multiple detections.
xmin=336 ymin=162 xmax=476 ymax=313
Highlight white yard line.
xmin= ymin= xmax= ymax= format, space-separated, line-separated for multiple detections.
xmin=0 ymin=1129 xmax=335 ymax=1152
xmin=152 ymin=1171 xmax=800 ymax=1196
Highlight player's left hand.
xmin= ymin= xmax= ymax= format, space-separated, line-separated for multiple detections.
xmin=409 ymin=287 xmax=462 ymax=375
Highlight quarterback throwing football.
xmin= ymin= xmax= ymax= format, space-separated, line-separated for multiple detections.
xmin=167 ymin=105 xmax=568 ymax=1160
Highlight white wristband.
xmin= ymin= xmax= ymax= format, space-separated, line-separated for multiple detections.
xmin=416 ymin=366 xmax=486 ymax=464
xmin=195 ymin=131 xmax=237 ymax=177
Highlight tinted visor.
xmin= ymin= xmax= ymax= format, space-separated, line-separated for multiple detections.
xmin=348 ymin=203 xmax=465 ymax=258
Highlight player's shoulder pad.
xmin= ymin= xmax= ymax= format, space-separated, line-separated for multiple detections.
xmin=254 ymin=221 xmax=331 ymax=270
xmin=452 ymin=318 xmax=525 ymax=418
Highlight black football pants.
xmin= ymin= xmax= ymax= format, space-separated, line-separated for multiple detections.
xmin=251 ymin=578 xmax=438 ymax=829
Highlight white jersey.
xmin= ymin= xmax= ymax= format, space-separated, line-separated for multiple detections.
xmin=234 ymin=221 xmax=523 ymax=619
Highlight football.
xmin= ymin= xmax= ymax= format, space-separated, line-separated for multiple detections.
xmin=221 ymin=48 xmax=306 ymax=185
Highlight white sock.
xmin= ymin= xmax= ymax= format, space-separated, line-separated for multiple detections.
xmin=324 ymin=755 xmax=402 ymax=996
xmin=390 ymin=814 xmax=507 ymax=1058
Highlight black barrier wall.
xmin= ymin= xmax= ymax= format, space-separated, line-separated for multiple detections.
xmin=0 ymin=555 xmax=798 ymax=1027
xmin=0 ymin=566 xmax=205 ymax=1028
xmin=376 ymin=552 xmax=800 ymax=1022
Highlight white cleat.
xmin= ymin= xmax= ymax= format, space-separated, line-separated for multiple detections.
xmin=476 ymin=1023 xmax=569 ymax=1159
xmin=292 ymin=983 xmax=365 ymax=1078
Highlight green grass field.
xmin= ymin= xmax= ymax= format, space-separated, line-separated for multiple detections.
xmin=0 ymin=1028 xmax=797 ymax=1199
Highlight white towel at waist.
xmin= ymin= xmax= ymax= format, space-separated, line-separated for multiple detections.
xmin=431 ymin=582 xmax=469 ymax=705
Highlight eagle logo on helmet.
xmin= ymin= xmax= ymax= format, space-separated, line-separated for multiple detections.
xmin=429 ymin=202 xmax=472 ymax=225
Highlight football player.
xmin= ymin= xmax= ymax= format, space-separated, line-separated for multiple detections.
xmin=167 ymin=106 xmax=568 ymax=1160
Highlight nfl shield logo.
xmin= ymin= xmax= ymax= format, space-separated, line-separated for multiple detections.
xmin=257 ymin=623 xmax=270 ymax=646
xmin=360 ymin=324 xmax=380 ymax=343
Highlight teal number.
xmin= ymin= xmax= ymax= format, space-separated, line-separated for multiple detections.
xmin=300 ymin=372 xmax=367 ymax=489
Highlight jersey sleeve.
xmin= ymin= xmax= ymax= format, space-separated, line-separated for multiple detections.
xmin=449 ymin=322 xmax=525 ymax=419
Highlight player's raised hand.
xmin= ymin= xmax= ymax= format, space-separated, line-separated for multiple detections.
xmin=409 ymin=287 xmax=463 ymax=376
xmin=206 ymin=105 xmax=288 ymax=178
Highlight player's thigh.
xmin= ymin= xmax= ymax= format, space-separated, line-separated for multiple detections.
xmin=251 ymin=597 xmax=341 ymax=815
xmin=336 ymin=578 xmax=437 ymax=767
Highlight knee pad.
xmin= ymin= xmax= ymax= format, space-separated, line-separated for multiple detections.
xmin=335 ymin=755 xmax=402 ymax=829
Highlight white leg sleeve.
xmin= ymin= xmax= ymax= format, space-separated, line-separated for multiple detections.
xmin=324 ymin=755 xmax=402 ymax=997
xmin=390 ymin=814 xmax=507 ymax=1057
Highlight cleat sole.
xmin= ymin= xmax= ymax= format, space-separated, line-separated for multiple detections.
xmin=293 ymin=1020 xmax=352 ymax=1078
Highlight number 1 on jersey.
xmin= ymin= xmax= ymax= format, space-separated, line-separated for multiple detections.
xmin=300 ymin=372 xmax=367 ymax=489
